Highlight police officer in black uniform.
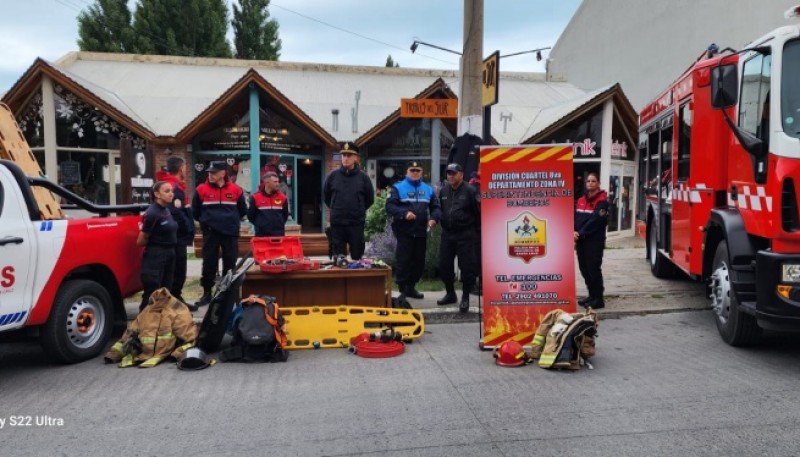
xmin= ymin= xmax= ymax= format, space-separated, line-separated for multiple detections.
xmin=436 ymin=163 xmax=480 ymax=313
xmin=137 ymin=181 xmax=178 ymax=311
xmin=323 ymin=142 xmax=375 ymax=260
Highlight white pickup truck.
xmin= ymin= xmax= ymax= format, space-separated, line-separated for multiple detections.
xmin=0 ymin=159 xmax=147 ymax=363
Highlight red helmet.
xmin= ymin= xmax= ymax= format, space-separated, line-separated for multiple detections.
xmin=493 ymin=340 xmax=528 ymax=367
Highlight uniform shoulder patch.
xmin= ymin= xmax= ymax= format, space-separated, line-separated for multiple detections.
xmin=174 ymin=199 xmax=182 ymax=208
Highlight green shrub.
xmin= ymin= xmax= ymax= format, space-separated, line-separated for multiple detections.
xmin=423 ymin=224 xmax=441 ymax=279
xmin=364 ymin=192 xmax=388 ymax=241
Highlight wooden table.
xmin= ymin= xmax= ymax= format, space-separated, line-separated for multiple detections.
xmin=242 ymin=267 xmax=392 ymax=308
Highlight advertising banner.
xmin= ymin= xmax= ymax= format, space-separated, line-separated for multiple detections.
xmin=479 ymin=144 xmax=576 ymax=348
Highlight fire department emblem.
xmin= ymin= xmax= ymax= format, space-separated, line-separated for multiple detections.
xmin=507 ymin=211 xmax=547 ymax=263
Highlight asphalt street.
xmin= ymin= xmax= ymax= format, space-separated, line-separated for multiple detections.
xmin=3 ymin=310 xmax=800 ymax=457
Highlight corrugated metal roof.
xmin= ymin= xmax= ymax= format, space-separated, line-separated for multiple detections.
xmin=517 ymin=85 xmax=616 ymax=143
xmin=53 ymin=52 xmax=588 ymax=141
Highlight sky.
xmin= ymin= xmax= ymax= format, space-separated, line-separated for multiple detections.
xmin=0 ymin=0 xmax=582 ymax=92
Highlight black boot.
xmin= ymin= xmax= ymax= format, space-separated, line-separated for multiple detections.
xmin=578 ymin=296 xmax=592 ymax=307
xmin=194 ymin=289 xmax=212 ymax=309
xmin=459 ymin=291 xmax=470 ymax=313
xmin=437 ymin=291 xmax=457 ymax=305
xmin=584 ymin=297 xmax=605 ymax=309
xmin=405 ymin=284 xmax=424 ymax=299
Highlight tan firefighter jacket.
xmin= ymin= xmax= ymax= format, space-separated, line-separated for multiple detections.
xmin=530 ymin=308 xmax=597 ymax=370
xmin=104 ymin=288 xmax=198 ymax=368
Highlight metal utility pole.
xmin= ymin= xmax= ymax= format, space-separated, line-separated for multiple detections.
xmin=458 ymin=0 xmax=484 ymax=137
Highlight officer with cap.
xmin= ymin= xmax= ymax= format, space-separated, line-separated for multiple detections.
xmin=436 ymin=162 xmax=480 ymax=312
xmin=192 ymin=161 xmax=247 ymax=308
xmin=386 ymin=161 xmax=441 ymax=300
xmin=323 ymin=142 xmax=375 ymax=260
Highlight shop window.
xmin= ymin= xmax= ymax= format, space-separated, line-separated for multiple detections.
xmin=194 ymin=154 xmax=254 ymax=195
xmin=542 ymin=107 xmax=604 ymax=159
xmin=16 ymin=91 xmax=44 ymax=148
xmin=57 ymin=151 xmax=110 ymax=205
xmin=260 ymin=155 xmax=294 ymax=219
xmin=53 ymin=86 xmax=146 ymax=151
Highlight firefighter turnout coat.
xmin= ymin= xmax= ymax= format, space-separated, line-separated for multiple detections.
xmin=105 ymin=288 xmax=198 ymax=367
xmin=530 ymin=308 xmax=597 ymax=370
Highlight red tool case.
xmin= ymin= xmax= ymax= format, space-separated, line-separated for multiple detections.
xmin=251 ymin=236 xmax=320 ymax=273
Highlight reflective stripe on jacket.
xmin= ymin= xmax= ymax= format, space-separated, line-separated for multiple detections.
xmin=104 ymin=288 xmax=198 ymax=367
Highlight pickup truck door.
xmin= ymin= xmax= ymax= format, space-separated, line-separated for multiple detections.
xmin=0 ymin=166 xmax=36 ymax=330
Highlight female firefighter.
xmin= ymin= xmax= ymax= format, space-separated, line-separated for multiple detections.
xmin=574 ymin=172 xmax=609 ymax=309
xmin=137 ymin=181 xmax=178 ymax=311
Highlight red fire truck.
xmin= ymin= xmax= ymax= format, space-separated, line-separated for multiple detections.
xmin=640 ymin=6 xmax=800 ymax=345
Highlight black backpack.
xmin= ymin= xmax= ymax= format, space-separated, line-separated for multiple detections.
xmin=220 ymin=295 xmax=289 ymax=363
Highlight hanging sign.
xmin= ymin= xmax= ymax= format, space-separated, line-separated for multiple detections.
xmin=400 ymin=99 xmax=458 ymax=118
xmin=479 ymin=144 xmax=576 ymax=349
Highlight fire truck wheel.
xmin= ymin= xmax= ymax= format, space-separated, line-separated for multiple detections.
xmin=710 ymin=242 xmax=761 ymax=346
xmin=648 ymin=222 xmax=673 ymax=278
xmin=41 ymin=280 xmax=113 ymax=364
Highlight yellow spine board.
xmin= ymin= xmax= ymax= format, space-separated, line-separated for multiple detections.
xmin=282 ymin=305 xmax=425 ymax=350
xmin=0 ymin=103 xmax=63 ymax=219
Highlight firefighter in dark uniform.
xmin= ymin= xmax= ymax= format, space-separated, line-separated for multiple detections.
xmin=574 ymin=172 xmax=609 ymax=309
xmin=137 ymin=181 xmax=178 ymax=311
xmin=192 ymin=161 xmax=247 ymax=308
xmin=155 ymin=157 xmax=195 ymax=309
xmin=436 ymin=163 xmax=480 ymax=313
xmin=247 ymin=171 xmax=289 ymax=236
xmin=323 ymin=142 xmax=375 ymax=260
xmin=385 ymin=161 xmax=441 ymax=300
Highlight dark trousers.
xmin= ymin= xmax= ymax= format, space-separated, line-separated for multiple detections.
xmin=140 ymin=245 xmax=176 ymax=310
xmin=170 ymin=245 xmax=188 ymax=300
xmin=394 ymin=232 xmax=427 ymax=288
xmin=576 ymin=238 xmax=605 ymax=299
xmin=330 ymin=223 xmax=365 ymax=260
xmin=201 ymin=229 xmax=239 ymax=291
xmin=439 ymin=229 xmax=478 ymax=293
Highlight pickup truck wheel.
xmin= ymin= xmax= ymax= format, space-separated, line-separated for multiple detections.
xmin=709 ymin=241 xmax=761 ymax=346
xmin=41 ymin=280 xmax=113 ymax=364
xmin=648 ymin=222 xmax=673 ymax=278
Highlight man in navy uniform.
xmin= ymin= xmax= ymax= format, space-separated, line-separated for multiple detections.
xmin=386 ymin=161 xmax=440 ymax=300
xmin=192 ymin=161 xmax=247 ymax=308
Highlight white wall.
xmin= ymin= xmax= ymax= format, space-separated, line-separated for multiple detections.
xmin=548 ymin=0 xmax=799 ymax=111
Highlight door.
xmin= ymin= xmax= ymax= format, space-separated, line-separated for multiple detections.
xmin=0 ymin=167 xmax=36 ymax=330
xmin=672 ymin=102 xmax=692 ymax=272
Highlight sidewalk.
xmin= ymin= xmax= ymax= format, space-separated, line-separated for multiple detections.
xmin=174 ymin=234 xmax=709 ymax=322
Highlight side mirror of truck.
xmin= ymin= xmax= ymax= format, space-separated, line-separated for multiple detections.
xmin=711 ymin=64 xmax=738 ymax=109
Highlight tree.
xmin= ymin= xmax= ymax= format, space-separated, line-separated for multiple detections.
xmin=77 ymin=0 xmax=136 ymax=53
xmin=232 ymin=0 xmax=282 ymax=60
xmin=385 ymin=55 xmax=399 ymax=67
xmin=133 ymin=0 xmax=232 ymax=58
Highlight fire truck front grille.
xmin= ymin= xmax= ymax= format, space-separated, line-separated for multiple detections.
xmin=782 ymin=179 xmax=799 ymax=232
